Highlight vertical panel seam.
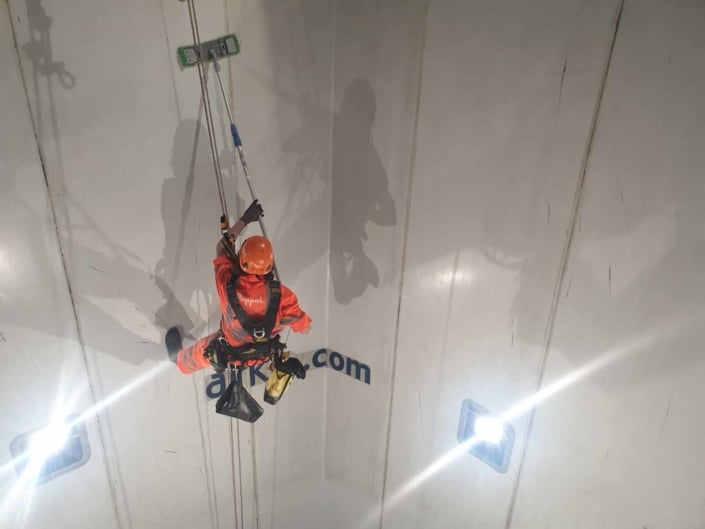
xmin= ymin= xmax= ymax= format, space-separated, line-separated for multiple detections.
xmin=158 ymin=0 xmax=182 ymax=122
xmin=322 ymin=0 xmax=337 ymax=486
xmin=4 ymin=2 xmax=126 ymax=529
xmin=378 ymin=2 xmax=431 ymax=528
xmin=502 ymin=2 xmax=626 ymax=528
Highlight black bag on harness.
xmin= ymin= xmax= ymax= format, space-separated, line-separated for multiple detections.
xmin=215 ymin=370 xmax=263 ymax=422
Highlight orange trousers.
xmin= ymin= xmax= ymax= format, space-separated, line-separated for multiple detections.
xmin=176 ymin=331 xmax=219 ymax=374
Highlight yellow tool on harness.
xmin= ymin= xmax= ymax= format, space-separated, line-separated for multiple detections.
xmin=264 ymin=350 xmax=295 ymax=405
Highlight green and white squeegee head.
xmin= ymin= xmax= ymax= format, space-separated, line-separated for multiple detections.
xmin=177 ymin=33 xmax=240 ymax=68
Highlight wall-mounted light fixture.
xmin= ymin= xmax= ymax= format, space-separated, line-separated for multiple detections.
xmin=457 ymin=400 xmax=515 ymax=473
xmin=9 ymin=414 xmax=91 ymax=485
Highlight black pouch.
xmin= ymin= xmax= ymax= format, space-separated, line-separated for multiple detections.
xmin=215 ymin=372 xmax=263 ymax=422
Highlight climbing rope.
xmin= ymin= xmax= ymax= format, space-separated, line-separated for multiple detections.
xmin=181 ymin=3 xmax=298 ymax=527
xmin=183 ymin=0 xmax=229 ymax=221
xmin=182 ymin=3 xmax=243 ymax=528
xmin=183 ymin=0 xmax=279 ymax=280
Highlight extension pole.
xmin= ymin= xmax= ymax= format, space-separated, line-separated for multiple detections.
xmin=210 ymin=51 xmax=279 ymax=280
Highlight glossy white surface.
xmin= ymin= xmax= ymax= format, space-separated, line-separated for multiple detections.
xmin=3 ymin=1 xmax=705 ymax=528
xmin=381 ymin=2 xmax=624 ymax=528
xmin=510 ymin=2 xmax=705 ymax=527
xmin=3 ymin=1 xmax=332 ymax=528
xmin=0 ymin=5 xmax=119 ymax=529
xmin=325 ymin=2 xmax=426 ymax=524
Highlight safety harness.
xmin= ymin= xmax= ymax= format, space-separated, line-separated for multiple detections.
xmin=179 ymin=1 xmax=301 ymax=502
xmin=210 ymin=270 xmax=282 ymax=367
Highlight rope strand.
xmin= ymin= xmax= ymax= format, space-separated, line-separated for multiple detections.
xmin=210 ymin=51 xmax=280 ymax=280
xmin=184 ymin=3 xmax=242 ymax=528
xmin=185 ymin=0 xmax=229 ymax=219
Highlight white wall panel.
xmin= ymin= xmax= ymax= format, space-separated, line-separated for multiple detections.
xmin=510 ymin=2 xmax=705 ymax=528
xmin=382 ymin=1 xmax=621 ymax=528
xmin=9 ymin=0 xmax=236 ymax=526
xmin=325 ymin=1 xmax=427 ymax=527
xmin=6 ymin=1 xmax=705 ymax=528
xmin=7 ymin=1 xmax=333 ymax=528
xmin=0 ymin=5 xmax=118 ymax=529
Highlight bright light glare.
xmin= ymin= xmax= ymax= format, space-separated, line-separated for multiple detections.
xmin=0 ymin=361 xmax=172 ymax=483
xmin=473 ymin=416 xmax=505 ymax=444
xmin=28 ymin=423 xmax=71 ymax=461
xmin=355 ymin=313 xmax=698 ymax=529
xmin=0 ymin=361 xmax=173 ymax=527
xmin=72 ymin=361 xmax=171 ymax=425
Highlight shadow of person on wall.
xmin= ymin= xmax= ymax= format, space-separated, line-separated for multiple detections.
xmin=267 ymin=92 xmax=331 ymax=284
xmin=22 ymin=0 xmax=76 ymax=87
xmin=21 ymin=0 xmax=76 ymax=138
xmin=8 ymin=0 xmax=166 ymax=365
xmin=0 ymin=170 xmax=172 ymax=366
xmin=330 ymin=78 xmax=396 ymax=305
xmin=153 ymin=118 xmax=219 ymax=342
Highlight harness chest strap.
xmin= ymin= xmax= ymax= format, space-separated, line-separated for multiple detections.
xmin=212 ymin=273 xmax=282 ymax=366
xmin=227 ymin=276 xmax=281 ymax=342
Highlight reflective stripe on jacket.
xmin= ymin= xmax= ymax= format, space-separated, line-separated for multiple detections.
xmin=213 ymin=255 xmax=312 ymax=347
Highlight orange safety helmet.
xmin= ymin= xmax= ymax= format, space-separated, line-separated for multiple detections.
xmin=239 ymin=236 xmax=274 ymax=274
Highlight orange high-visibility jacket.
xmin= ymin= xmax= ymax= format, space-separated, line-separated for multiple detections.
xmin=213 ymin=255 xmax=312 ymax=347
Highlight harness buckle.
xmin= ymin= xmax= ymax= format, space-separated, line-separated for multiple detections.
xmin=253 ymin=328 xmax=266 ymax=340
